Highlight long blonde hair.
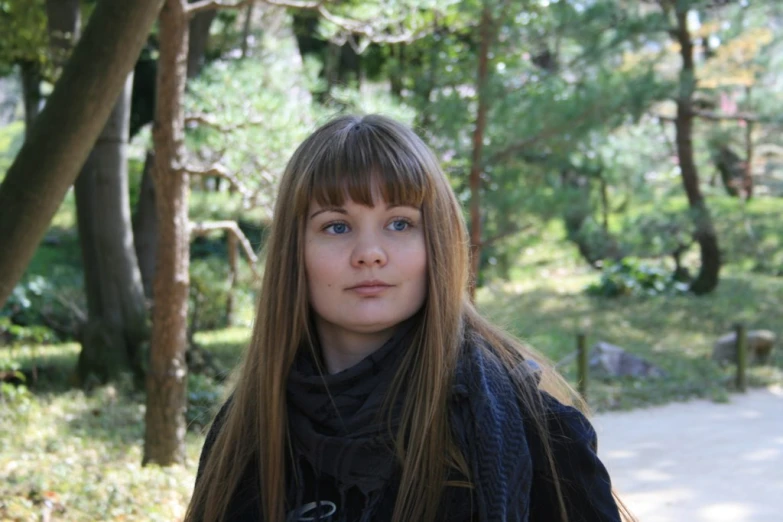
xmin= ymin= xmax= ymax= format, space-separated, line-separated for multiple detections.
xmin=185 ymin=114 xmax=634 ymax=522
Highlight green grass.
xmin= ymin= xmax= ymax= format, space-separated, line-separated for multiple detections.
xmin=0 ymin=329 xmax=253 ymax=521
xmin=1 ymin=382 xmax=203 ymax=521
xmin=477 ymin=268 xmax=783 ymax=411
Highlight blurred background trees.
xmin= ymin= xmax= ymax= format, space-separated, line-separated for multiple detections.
xmin=1 ymin=0 xmax=782 ymax=471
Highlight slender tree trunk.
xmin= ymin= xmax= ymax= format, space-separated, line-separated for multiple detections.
xmin=240 ymin=0 xmax=255 ymax=59
xmin=0 ymin=0 xmax=166 ymax=309
xmin=743 ymin=86 xmax=754 ymax=200
xmin=599 ymin=172 xmax=609 ymax=232
xmin=19 ymin=61 xmax=42 ymax=136
xmin=74 ymin=74 xmax=150 ymax=385
xmin=143 ymin=0 xmax=191 ymax=466
xmin=673 ymin=6 xmax=720 ymax=295
xmin=187 ymin=7 xmax=216 ymax=78
xmin=468 ymin=5 xmax=493 ymax=299
xmin=226 ymin=232 xmax=237 ymax=325
xmin=133 ymin=151 xmax=158 ymax=299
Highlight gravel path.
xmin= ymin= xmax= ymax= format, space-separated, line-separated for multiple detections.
xmin=594 ymin=386 xmax=783 ymax=522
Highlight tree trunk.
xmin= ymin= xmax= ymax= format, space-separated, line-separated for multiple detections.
xmin=46 ymin=0 xmax=150 ymax=385
xmin=46 ymin=0 xmax=82 ymax=71
xmin=240 ymin=0 xmax=255 ymax=59
xmin=143 ymin=0 xmax=191 ymax=466
xmin=133 ymin=151 xmax=158 ymax=299
xmin=74 ymin=74 xmax=150 ymax=386
xmin=0 ymin=0 xmax=166 ymax=309
xmin=468 ymin=5 xmax=492 ymax=299
xmin=187 ymin=7 xmax=216 ymax=78
xmin=19 ymin=60 xmax=42 ymax=136
xmin=673 ymin=6 xmax=720 ymax=295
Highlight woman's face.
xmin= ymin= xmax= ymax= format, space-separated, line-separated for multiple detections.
xmin=304 ymin=194 xmax=428 ymax=343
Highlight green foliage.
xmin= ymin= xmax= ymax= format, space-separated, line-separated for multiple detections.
xmin=189 ymin=258 xmax=232 ymax=332
xmin=1 ymin=274 xmax=82 ymax=343
xmin=0 ymin=0 xmax=49 ymax=68
xmin=586 ymin=258 xmax=690 ymax=298
xmin=0 ymin=119 xmax=24 ymax=175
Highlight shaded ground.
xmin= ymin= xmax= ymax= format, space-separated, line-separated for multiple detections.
xmin=594 ymin=386 xmax=783 ymax=522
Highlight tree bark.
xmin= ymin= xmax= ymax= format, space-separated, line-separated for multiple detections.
xmin=19 ymin=60 xmax=42 ymax=137
xmin=74 ymin=74 xmax=150 ymax=385
xmin=0 ymin=0 xmax=165 ymax=309
xmin=46 ymin=0 xmax=82 ymax=71
xmin=468 ymin=5 xmax=492 ymax=299
xmin=45 ymin=0 xmax=150 ymax=384
xmin=187 ymin=7 xmax=217 ymax=78
xmin=143 ymin=0 xmax=191 ymax=466
xmin=240 ymin=0 xmax=255 ymax=59
xmin=133 ymin=151 xmax=158 ymax=299
xmin=673 ymin=6 xmax=720 ymax=295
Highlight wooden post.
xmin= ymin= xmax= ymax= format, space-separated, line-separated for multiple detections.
xmin=577 ymin=333 xmax=588 ymax=399
xmin=735 ymin=323 xmax=747 ymax=392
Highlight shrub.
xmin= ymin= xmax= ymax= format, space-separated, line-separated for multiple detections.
xmin=586 ymin=257 xmax=690 ymax=298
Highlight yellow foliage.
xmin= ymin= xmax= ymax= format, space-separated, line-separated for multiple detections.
xmin=699 ymin=28 xmax=773 ymax=88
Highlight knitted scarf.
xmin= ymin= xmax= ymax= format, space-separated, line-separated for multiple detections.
xmin=286 ymin=324 xmax=535 ymax=522
xmin=285 ymin=321 xmax=416 ymax=521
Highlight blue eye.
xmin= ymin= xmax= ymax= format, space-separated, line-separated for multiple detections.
xmin=388 ymin=219 xmax=410 ymax=232
xmin=324 ymin=222 xmax=349 ymax=234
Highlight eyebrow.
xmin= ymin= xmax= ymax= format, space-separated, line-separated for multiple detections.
xmin=309 ymin=204 xmax=420 ymax=219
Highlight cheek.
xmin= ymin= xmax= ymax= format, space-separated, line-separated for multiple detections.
xmin=304 ymin=241 xmax=339 ymax=293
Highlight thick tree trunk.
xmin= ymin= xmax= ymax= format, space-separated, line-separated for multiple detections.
xmin=468 ymin=6 xmax=492 ymax=299
xmin=74 ymin=74 xmax=150 ymax=385
xmin=0 ymin=0 xmax=165 ymax=308
xmin=673 ymin=6 xmax=720 ymax=295
xmin=19 ymin=61 xmax=42 ymax=136
xmin=46 ymin=0 xmax=82 ymax=71
xmin=143 ymin=0 xmax=191 ymax=466
xmin=133 ymin=151 xmax=158 ymax=299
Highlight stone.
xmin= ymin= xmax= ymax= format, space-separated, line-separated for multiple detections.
xmin=588 ymin=342 xmax=667 ymax=379
xmin=712 ymin=330 xmax=777 ymax=365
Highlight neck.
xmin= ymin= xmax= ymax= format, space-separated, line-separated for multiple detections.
xmin=314 ymin=321 xmax=397 ymax=374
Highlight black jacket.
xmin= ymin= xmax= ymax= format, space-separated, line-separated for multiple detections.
xmin=195 ymin=348 xmax=619 ymax=522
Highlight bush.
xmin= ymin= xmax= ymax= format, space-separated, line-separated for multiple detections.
xmin=586 ymin=258 xmax=690 ymax=298
xmin=0 ymin=273 xmax=83 ymax=344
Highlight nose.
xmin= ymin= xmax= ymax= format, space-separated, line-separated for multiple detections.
xmin=350 ymin=232 xmax=388 ymax=268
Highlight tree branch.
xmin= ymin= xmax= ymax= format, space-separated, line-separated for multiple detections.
xmin=181 ymin=163 xmax=253 ymax=202
xmin=264 ymin=0 xmax=426 ymax=48
xmin=187 ymin=0 xmax=249 ymax=16
xmin=190 ymin=220 xmax=261 ymax=280
xmin=185 ymin=113 xmax=264 ymax=133
xmin=656 ymin=109 xmax=774 ymax=124
xmin=480 ymin=223 xmax=534 ymax=248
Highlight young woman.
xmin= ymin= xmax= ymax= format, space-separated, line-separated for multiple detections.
xmin=186 ymin=114 xmax=632 ymax=522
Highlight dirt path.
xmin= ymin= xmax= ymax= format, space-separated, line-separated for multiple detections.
xmin=594 ymin=386 xmax=783 ymax=522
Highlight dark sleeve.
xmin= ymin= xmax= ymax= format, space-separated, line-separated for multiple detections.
xmin=527 ymin=394 xmax=621 ymax=522
xmin=195 ymin=397 xmax=232 ymax=484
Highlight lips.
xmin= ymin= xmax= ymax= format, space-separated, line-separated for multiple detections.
xmin=346 ymin=280 xmax=393 ymax=296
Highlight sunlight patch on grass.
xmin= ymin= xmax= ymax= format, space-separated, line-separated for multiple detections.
xmin=1 ymin=384 xmax=203 ymax=521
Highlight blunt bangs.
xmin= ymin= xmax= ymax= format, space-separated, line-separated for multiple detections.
xmin=293 ymin=117 xmax=431 ymax=215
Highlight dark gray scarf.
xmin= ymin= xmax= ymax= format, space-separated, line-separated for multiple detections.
xmin=285 ymin=321 xmax=416 ymax=520
xmin=286 ymin=323 xmax=536 ymax=522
